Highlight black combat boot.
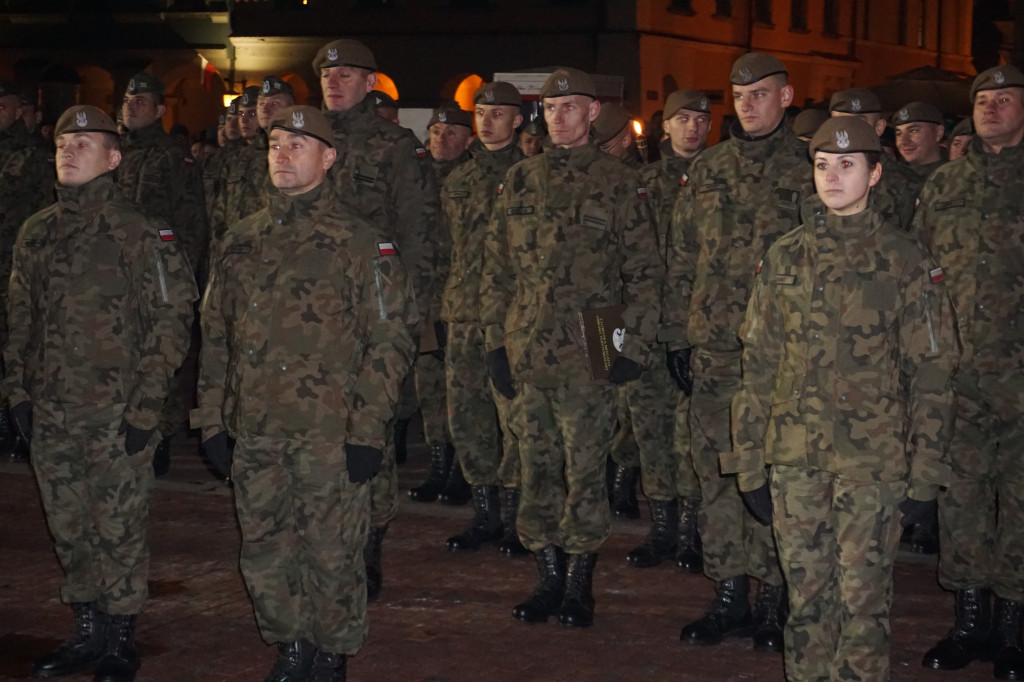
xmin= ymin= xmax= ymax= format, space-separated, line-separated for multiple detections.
xmin=446 ymin=485 xmax=503 ymax=551
xmin=627 ymin=498 xmax=679 ymax=568
xmin=309 ymin=650 xmax=347 ymax=682
xmin=993 ymin=597 xmax=1024 ymax=680
xmin=922 ymin=587 xmax=992 ymax=670
xmin=152 ymin=436 xmax=171 ymax=477
xmin=680 ymin=575 xmax=755 ymax=645
xmin=92 ymin=614 xmax=140 ymax=682
xmin=559 ymin=553 xmax=598 ymax=628
xmin=609 ymin=464 xmax=640 ymax=519
xmin=512 ymin=545 xmax=567 ymax=623
xmin=408 ymin=443 xmax=453 ymax=503
xmin=31 ymin=602 xmax=107 ymax=677
xmin=752 ymin=581 xmax=786 ymax=652
xmin=393 ymin=417 xmax=410 ymax=465
xmin=262 ymin=639 xmax=315 ymax=682
xmin=440 ymin=455 xmax=471 ymax=505
xmin=675 ymin=496 xmax=704 ymax=573
xmin=364 ymin=526 xmax=386 ymax=602
xmin=498 ymin=487 xmax=529 ymax=557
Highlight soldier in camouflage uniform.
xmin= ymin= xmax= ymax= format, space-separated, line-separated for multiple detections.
xmin=948 ymin=116 xmax=973 ymax=160
xmin=619 ymin=90 xmax=712 ymax=575
xmin=441 ymin=81 xmax=526 ymax=556
xmin=913 ymin=65 xmax=1024 ymax=680
xmin=480 ymin=68 xmax=662 ymax=628
xmin=662 ymin=53 xmax=813 ymax=650
xmin=519 ymin=117 xmax=545 ymax=157
xmin=724 ymin=116 xmax=958 ymax=682
xmin=204 ymin=97 xmax=243 ymax=236
xmin=314 ymin=38 xmax=444 ymax=601
xmin=592 ymin=102 xmax=642 ymax=167
xmin=829 ymin=88 xmax=920 ymax=230
xmin=6 ymin=106 xmax=197 ymax=682
xmin=193 ymin=105 xmax=417 ymax=682
xmin=893 ymin=101 xmax=947 ymax=190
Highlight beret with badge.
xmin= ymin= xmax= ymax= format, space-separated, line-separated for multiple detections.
xmin=730 ymin=53 xmax=787 ymax=86
xmin=664 ymin=89 xmax=711 ymax=119
xmin=428 ymin=101 xmax=473 ymax=129
xmin=268 ymin=105 xmax=334 ymax=148
xmin=313 ymin=39 xmax=377 ymax=73
xmin=474 ymin=81 xmax=522 ymax=108
xmin=260 ymin=75 xmax=294 ymax=99
xmin=970 ymin=64 xmax=1024 ymax=101
xmin=540 ymin=67 xmax=596 ymax=100
xmin=828 ymin=88 xmax=882 ymax=115
xmin=809 ymin=116 xmax=881 ymax=158
xmin=125 ymin=72 xmax=165 ymax=97
xmin=591 ymin=103 xmax=631 ymax=145
xmin=240 ymin=85 xmax=261 ymax=108
xmin=890 ymin=101 xmax=943 ymax=127
xmin=54 ymin=105 xmax=119 ymax=138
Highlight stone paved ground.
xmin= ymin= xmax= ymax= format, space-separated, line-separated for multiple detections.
xmin=0 ymin=427 xmax=1000 ymax=682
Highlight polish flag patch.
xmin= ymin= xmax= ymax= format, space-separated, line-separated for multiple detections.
xmin=636 ymin=187 xmax=648 ymax=199
xmin=378 ymin=242 xmax=396 ymax=256
xmin=930 ymin=267 xmax=944 ymax=283
xmin=415 ymin=147 xmax=427 ymax=159
xmin=680 ymin=173 xmax=688 ymax=187
xmin=756 ymin=259 xmax=764 ymax=275
xmin=159 ymin=229 xmax=175 ymax=242
xmin=496 ymin=182 xmax=504 ymax=196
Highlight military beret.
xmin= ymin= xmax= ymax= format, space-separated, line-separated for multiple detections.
xmin=522 ymin=118 xmax=545 ymax=136
xmin=950 ymin=117 xmax=973 ymax=138
xmin=730 ymin=52 xmax=787 ymax=86
xmin=372 ymin=90 xmax=398 ymax=109
xmin=227 ymin=97 xmax=241 ymax=115
xmin=0 ymin=77 xmax=15 ymax=98
xmin=203 ymin=126 xmax=219 ymax=143
xmin=428 ymin=102 xmax=473 ymax=129
xmin=269 ymin=105 xmax=334 ymax=148
xmin=240 ymin=85 xmax=261 ymax=108
xmin=791 ymin=108 xmax=830 ymax=139
xmin=664 ymin=89 xmax=711 ymax=119
xmin=260 ymin=75 xmax=295 ymax=98
xmin=125 ymin=72 xmax=165 ymax=97
xmin=809 ymin=116 xmax=881 ymax=157
xmin=218 ymin=112 xmax=226 ymax=126
xmin=591 ymin=102 xmax=631 ymax=145
xmin=540 ymin=67 xmax=596 ymax=99
xmin=891 ymin=101 xmax=943 ymax=127
xmin=54 ymin=105 xmax=119 ymax=138
xmin=474 ymin=81 xmax=522 ymax=107
xmin=313 ymin=39 xmax=377 ymax=73
xmin=828 ymin=88 xmax=881 ymax=114
xmin=970 ymin=65 xmax=1024 ymax=101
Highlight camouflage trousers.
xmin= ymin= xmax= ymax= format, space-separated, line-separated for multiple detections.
xmin=368 ymin=420 xmax=399 ymax=529
xmin=510 ymin=382 xmax=616 ymax=554
xmin=415 ymin=351 xmax=451 ymax=445
xmin=939 ymin=369 xmax=1024 ymax=601
xmin=690 ymin=348 xmax=781 ymax=584
xmin=771 ymin=465 xmax=904 ymax=682
xmin=31 ymin=400 xmax=156 ymax=614
xmin=610 ymin=353 xmax=699 ymax=500
xmin=233 ymin=436 xmax=370 ymax=654
xmin=445 ymin=323 xmax=520 ymax=487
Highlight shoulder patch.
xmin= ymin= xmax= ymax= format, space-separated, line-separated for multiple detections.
xmin=159 ymin=229 xmax=175 ymax=242
xmin=378 ymin=242 xmax=397 ymax=256
xmin=415 ymin=147 xmax=427 ymax=159
xmin=636 ymin=187 xmax=648 ymax=199
xmin=755 ymin=259 xmax=763 ymax=274
xmin=680 ymin=173 xmax=688 ymax=187
xmin=930 ymin=267 xmax=944 ymax=284
xmin=184 ymin=156 xmax=194 ymax=166
xmin=496 ymin=182 xmax=504 ymax=196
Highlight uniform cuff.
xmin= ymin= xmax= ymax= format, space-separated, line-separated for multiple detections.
xmin=719 ymin=449 xmax=766 ymax=475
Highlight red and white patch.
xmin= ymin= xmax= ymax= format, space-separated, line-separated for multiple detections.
xmin=159 ymin=229 xmax=175 ymax=242
xmin=184 ymin=157 xmax=194 ymax=166
xmin=378 ymin=242 xmax=396 ymax=256
xmin=496 ymin=182 xmax=504 ymax=196
xmin=680 ymin=173 xmax=688 ymax=187
xmin=756 ymin=259 xmax=764 ymax=275
xmin=415 ymin=147 xmax=427 ymax=159
xmin=930 ymin=267 xmax=944 ymax=284
xmin=636 ymin=187 xmax=648 ymax=199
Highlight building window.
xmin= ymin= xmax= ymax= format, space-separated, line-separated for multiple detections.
xmin=823 ymin=0 xmax=838 ymax=35
xmin=790 ymin=0 xmax=807 ymax=30
xmin=754 ymin=0 xmax=772 ymax=25
xmin=668 ymin=0 xmax=695 ymax=14
xmin=714 ymin=0 xmax=732 ymax=17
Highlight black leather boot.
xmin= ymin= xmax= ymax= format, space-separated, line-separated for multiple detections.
xmin=609 ymin=464 xmax=640 ymax=519
xmin=498 ymin=488 xmax=529 ymax=557
xmin=309 ymin=650 xmax=347 ymax=682
xmin=364 ymin=526 xmax=385 ymax=602
xmin=922 ymin=587 xmax=992 ymax=670
xmin=93 ymin=614 xmax=140 ymax=682
xmin=393 ymin=417 xmax=410 ymax=465
xmin=512 ymin=545 xmax=566 ymax=623
xmin=752 ymin=581 xmax=786 ymax=652
xmin=627 ymin=498 xmax=678 ymax=568
xmin=408 ymin=443 xmax=453 ymax=503
xmin=262 ymin=639 xmax=315 ymax=682
xmin=680 ymin=575 xmax=754 ymax=645
xmin=993 ymin=597 xmax=1024 ymax=680
xmin=675 ymin=496 xmax=704 ymax=573
xmin=559 ymin=553 xmax=598 ymax=628
xmin=446 ymin=485 xmax=503 ymax=551
xmin=31 ymin=602 xmax=107 ymax=678
xmin=152 ymin=436 xmax=171 ymax=477
xmin=440 ymin=454 xmax=471 ymax=505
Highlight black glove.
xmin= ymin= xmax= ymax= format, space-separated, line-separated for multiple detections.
xmin=486 ymin=347 xmax=516 ymax=399
xmin=9 ymin=401 xmax=32 ymax=445
xmin=431 ymin=320 xmax=448 ymax=360
xmin=608 ymin=356 xmax=643 ymax=385
xmin=203 ymin=431 xmax=235 ymax=479
xmin=345 ymin=443 xmax=383 ymax=484
xmin=741 ymin=483 xmax=774 ymax=526
xmin=899 ymin=497 xmax=937 ymax=529
xmin=118 ymin=419 xmax=154 ymax=456
xmin=667 ymin=348 xmax=693 ymax=396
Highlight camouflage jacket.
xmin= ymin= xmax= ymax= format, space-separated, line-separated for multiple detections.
xmin=723 ymin=197 xmax=957 ymax=499
xmin=479 ymin=142 xmax=663 ymax=387
xmin=3 ymin=173 xmax=198 ymax=430
xmin=440 ymin=138 xmax=524 ymax=324
xmin=661 ymin=120 xmax=814 ymax=353
xmin=117 ymin=121 xmax=208 ymax=272
xmin=201 ymin=138 xmax=244 ymax=225
xmin=431 ymin=149 xmax=471 ymax=185
xmin=193 ymin=182 xmax=419 ymax=448
xmin=325 ymin=95 xmax=444 ymax=328
xmin=0 ymin=121 xmax=55 ymax=271
xmin=210 ymin=132 xmax=269 ymax=256
xmin=912 ymin=135 xmax=1024 ymax=375
xmin=639 ymin=139 xmax=700 ymax=255
xmin=870 ymin=155 xmax=922 ymax=231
